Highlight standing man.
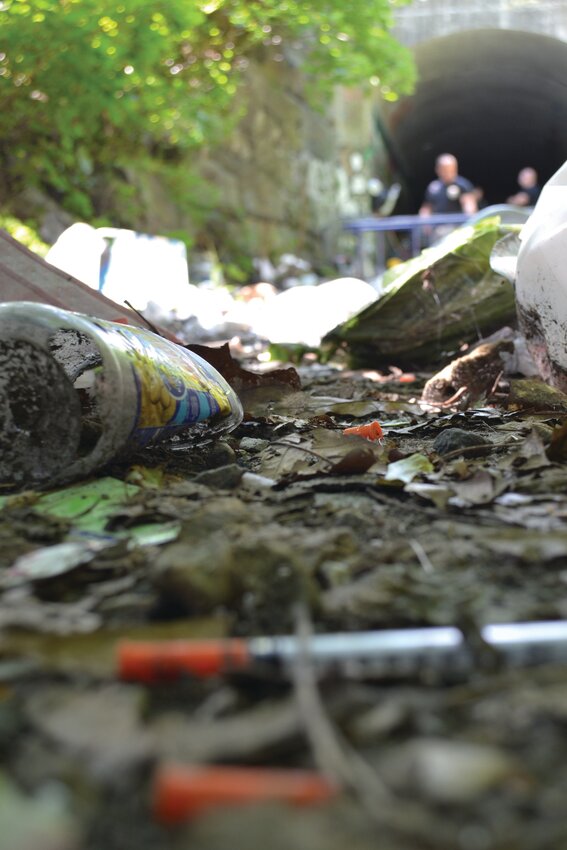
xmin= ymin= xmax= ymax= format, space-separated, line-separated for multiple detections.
xmin=419 ymin=153 xmax=478 ymax=216
xmin=507 ymin=167 xmax=541 ymax=207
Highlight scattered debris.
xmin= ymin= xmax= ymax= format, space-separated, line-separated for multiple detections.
xmin=251 ymin=278 xmax=377 ymax=347
xmin=324 ymin=218 xmax=518 ymax=368
xmin=343 ymin=421 xmax=384 ymax=441
xmin=6 ymin=205 xmax=567 ymax=849
xmin=153 ymin=763 xmax=337 ymax=824
xmin=0 ymin=227 xmax=146 ymax=325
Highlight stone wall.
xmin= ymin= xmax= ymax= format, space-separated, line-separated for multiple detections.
xmin=9 ymin=55 xmax=382 ymax=273
xmin=197 ymin=58 xmax=378 ymax=269
xmin=393 ymin=0 xmax=567 ymax=46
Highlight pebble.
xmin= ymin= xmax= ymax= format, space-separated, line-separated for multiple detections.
xmin=239 ymin=437 xmax=270 ymax=453
xmin=194 ymin=464 xmax=244 ymax=489
xmin=433 ymin=428 xmax=489 ymax=456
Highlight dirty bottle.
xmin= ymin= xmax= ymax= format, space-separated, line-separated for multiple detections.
xmin=0 ymin=302 xmax=243 ymax=489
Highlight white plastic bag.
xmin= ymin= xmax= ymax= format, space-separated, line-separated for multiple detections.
xmin=515 ymin=161 xmax=567 ymax=390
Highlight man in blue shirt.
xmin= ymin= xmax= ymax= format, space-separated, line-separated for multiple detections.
xmin=507 ymin=167 xmax=541 ymax=207
xmin=419 ymin=153 xmax=478 ymax=216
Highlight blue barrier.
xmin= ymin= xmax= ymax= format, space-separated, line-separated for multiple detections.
xmin=342 ymin=212 xmax=470 ymax=278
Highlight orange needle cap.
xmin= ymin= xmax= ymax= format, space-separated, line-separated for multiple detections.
xmin=117 ymin=639 xmax=250 ymax=683
xmin=342 ymin=420 xmax=383 ymax=441
xmin=153 ymin=763 xmax=338 ymax=824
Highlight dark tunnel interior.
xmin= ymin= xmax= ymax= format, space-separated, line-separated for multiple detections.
xmin=383 ymin=29 xmax=567 ymax=211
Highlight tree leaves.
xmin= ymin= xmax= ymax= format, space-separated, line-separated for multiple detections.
xmin=0 ymin=0 xmax=415 ymax=216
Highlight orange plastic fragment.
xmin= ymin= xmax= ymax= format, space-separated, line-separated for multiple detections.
xmin=153 ymin=763 xmax=338 ymax=824
xmin=342 ymin=420 xmax=384 ymax=441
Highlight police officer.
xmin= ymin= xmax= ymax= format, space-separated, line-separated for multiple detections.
xmin=419 ymin=153 xmax=478 ymax=216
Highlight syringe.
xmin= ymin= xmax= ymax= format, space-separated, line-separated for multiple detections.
xmin=118 ymin=619 xmax=567 ymax=683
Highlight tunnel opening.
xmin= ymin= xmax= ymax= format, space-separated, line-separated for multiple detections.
xmin=381 ymin=28 xmax=567 ymax=211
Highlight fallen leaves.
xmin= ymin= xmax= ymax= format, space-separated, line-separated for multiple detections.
xmin=187 ymin=342 xmax=301 ymax=393
xmin=384 ymin=453 xmax=434 ymax=484
xmin=4 ymin=346 xmax=567 ymax=850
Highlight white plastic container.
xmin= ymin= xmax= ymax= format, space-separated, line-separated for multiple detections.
xmin=0 ymin=302 xmax=243 ymax=489
xmin=514 ymin=161 xmax=567 ymax=391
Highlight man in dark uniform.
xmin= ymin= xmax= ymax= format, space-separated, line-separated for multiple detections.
xmin=507 ymin=167 xmax=541 ymax=207
xmin=419 ymin=153 xmax=478 ymax=216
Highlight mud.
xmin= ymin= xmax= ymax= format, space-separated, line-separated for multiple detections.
xmin=0 ymin=339 xmax=81 ymax=487
xmin=517 ymin=303 xmax=567 ymax=394
xmin=49 ymin=327 xmax=103 ymax=382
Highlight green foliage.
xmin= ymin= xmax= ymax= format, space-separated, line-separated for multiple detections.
xmin=0 ymin=213 xmax=49 ymax=255
xmin=0 ymin=0 xmax=415 ymax=219
xmin=222 ymin=259 xmax=253 ymax=285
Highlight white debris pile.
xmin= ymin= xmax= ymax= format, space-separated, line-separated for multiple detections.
xmin=252 ymin=253 xmax=319 ymax=289
xmin=162 ymin=275 xmax=377 ymax=347
xmin=45 ymin=223 xmax=107 ymax=290
xmin=46 ymin=224 xmax=191 ymax=315
xmin=248 ymin=277 xmax=377 ymax=347
xmin=46 ymin=227 xmax=377 ymax=347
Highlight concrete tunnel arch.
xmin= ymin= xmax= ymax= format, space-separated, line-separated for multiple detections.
xmin=381 ymin=28 xmax=567 ymax=211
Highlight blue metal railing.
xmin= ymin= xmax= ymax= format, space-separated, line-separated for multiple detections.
xmin=342 ymin=212 xmax=470 ymax=278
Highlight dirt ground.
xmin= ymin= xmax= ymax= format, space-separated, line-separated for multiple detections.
xmin=3 ymin=353 xmax=567 ymax=850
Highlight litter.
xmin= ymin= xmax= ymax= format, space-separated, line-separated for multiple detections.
xmin=342 ymin=420 xmax=384 ymax=441
xmin=45 ymin=224 xmax=191 ymax=314
xmin=325 ymin=218 xmax=518 ymax=368
xmin=0 ymin=228 xmax=146 ymax=325
xmin=153 ymin=763 xmax=337 ymax=824
xmin=251 ymin=277 xmax=377 ymax=347
xmin=0 ymin=302 xmax=243 ymax=489
xmin=117 ymin=619 xmax=567 ymax=683
xmin=514 ymin=159 xmax=567 ymax=392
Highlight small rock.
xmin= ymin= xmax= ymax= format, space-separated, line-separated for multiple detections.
xmin=0 ymin=770 xmax=81 ymax=850
xmin=239 ymin=437 xmax=270 ymax=453
xmin=433 ymin=428 xmax=489 ymax=456
xmin=194 ymin=463 xmax=244 ymax=489
xmin=157 ymin=534 xmax=236 ymax=612
xmin=380 ymin=737 xmax=522 ymax=804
